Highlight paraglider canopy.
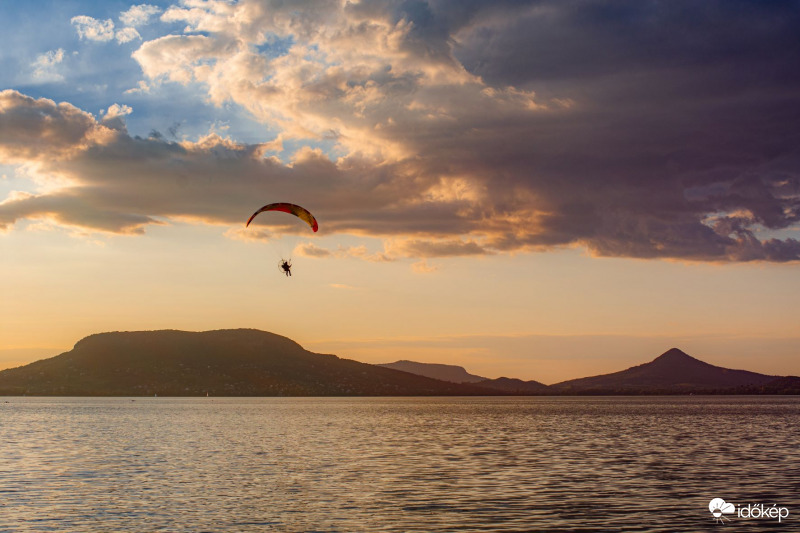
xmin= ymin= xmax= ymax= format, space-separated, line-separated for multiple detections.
xmin=246 ymin=203 xmax=318 ymax=232
xmin=245 ymin=203 xmax=317 ymax=278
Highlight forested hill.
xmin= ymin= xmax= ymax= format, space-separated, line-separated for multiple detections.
xmin=0 ymin=329 xmax=491 ymax=396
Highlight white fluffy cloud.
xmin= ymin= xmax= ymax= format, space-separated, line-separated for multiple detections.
xmin=31 ymin=48 xmax=65 ymax=81
xmin=133 ymin=0 xmax=480 ymax=160
xmin=71 ymin=16 xmax=115 ymax=42
xmin=72 ymin=7 xmax=154 ymax=45
xmin=115 ymin=27 xmax=142 ymax=44
xmin=120 ymin=4 xmax=162 ymax=27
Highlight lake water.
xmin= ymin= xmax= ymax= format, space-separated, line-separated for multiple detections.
xmin=1 ymin=396 xmax=798 ymax=532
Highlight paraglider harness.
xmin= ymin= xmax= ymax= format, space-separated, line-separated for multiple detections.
xmin=280 ymin=259 xmax=292 ymax=276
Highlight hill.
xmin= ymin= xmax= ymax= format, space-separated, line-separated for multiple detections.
xmin=475 ymin=377 xmax=550 ymax=394
xmin=0 ymin=329 xmax=493 ymax=396
xmin=377 ymin=360 xmax=488 ymax=383
xmin=1 ymin=336 xmax=793 ymax=396
xmin=551 ymin=348 xmax=777 ymax=393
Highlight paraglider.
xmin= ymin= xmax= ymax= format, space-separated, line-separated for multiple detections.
xmin=246 ymin=203 xmax=318 ymax=232
xmin=246 ymin=203 xmax=317 ymax=277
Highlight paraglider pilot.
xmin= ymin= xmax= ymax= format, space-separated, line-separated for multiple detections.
xmin=246 ymin=203 xmax=317 ymax=278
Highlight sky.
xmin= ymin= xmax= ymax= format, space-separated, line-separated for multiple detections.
xmin=1 ymin=0 xmax=799 ymax=384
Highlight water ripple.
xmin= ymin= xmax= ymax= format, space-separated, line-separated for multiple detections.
xmin=0 ymin=396 xmax=798 ymax=532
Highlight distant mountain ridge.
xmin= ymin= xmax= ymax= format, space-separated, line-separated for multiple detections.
xmin=377 ymin=360 xmax=488 ymax=383
xmin=373 ymin=348 xmax=795 ymax=395
xmin=0 ymin=332 xmax=796 ymax=396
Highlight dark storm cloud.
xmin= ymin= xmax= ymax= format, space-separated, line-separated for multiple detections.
xmin=415 ymin=0 xmax=800 ymax=260
xmin=449 ymin=1 xmax=800 ymax=89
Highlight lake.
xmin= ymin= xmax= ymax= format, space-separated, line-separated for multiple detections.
xmin=1 ymin=396 xmax=798 ymax=532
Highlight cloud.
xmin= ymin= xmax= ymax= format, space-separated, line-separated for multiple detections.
xmin=71 ymin=11 xmax=147 ymax=45
xmin=411 ymin=260 xmax=437 ymax=273
xmin=295 ymin=243 xmax=332 ymax=258
xmin=103 ymin=103 xmax=133 ymax=120
xmin=390 ymin=238 xmax=488 ymax=258
xmin=124 ymin=80 xmax=152 ymax=94
xmin=295 ymin=243 xmax=394 ymax=262
xmin=133 ymin=34 xmax=236 ymax=84
xmin=115 ymin=27 xmax=142 ymax=44
xmin=123 ymin=0 xmax=800 ymax=261
xmin=31 ymin=48 xmax=65 ymax=82
xmin=120 ymin=4 xmax=162 ymax=27
xmin=100 ymin=103 xmax=133 ymax=131
xmin=71 ymin=16 xmax=115 ymax=42
xmin=6 ymin=1 xmax=800 ymax=262
xmin=0 ymin=91 xmax=116 ymax=161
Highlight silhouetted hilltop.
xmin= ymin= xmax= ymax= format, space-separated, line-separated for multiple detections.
xmin=475 ymin=377 xmax=549 ymax=393
xmin=0 ymin=329 xmax=492 ymax=396
xmin=378 ymin=360 xmax=488 ymax=383
xmin=0 ymin=336 xmax=794 ymax=396
xmin=551 ymin=348 xmax=777 ymax=393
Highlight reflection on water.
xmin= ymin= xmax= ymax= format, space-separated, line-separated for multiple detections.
xmin=1 ymin=396 xmax=798 ymax=531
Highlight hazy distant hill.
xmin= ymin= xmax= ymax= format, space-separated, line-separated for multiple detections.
xmin=377 ymin=360 xmax=488 ymax=383
xmin=475 ymin=377 xmax=550 ymax=393
xmin=0 ymin=329 xmax=492 ymax=396
xmin=551 ymin=348 xmax=777 ymax=393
